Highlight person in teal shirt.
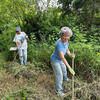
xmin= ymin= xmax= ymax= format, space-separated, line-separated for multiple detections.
xmin=50 ymin=26 xmax=75 ymax=96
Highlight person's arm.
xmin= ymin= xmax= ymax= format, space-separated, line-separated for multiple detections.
xmin=16 ymin=42 xmax=18 ymax=47
xmin=13 ymin=35 xmax=18 ymax=48
xmin=16 ymin=42 xmax=20 ymax=50
xmin=13 ymin=35 xmax=20 ymax=50
xmin=25 ymin=35 xmax=28 ymax=39
xmin=59 ymin=51 xmax=75 ymax=75
xmin=23 ymin=32 xmax=28 ymax=39
xmin=67 ymin=48 xmax=75 ymax=58
xmin=66 ymin=48 xmax=71 ymax=57
xmin=59 ymin=51 xmax=70 ymax=68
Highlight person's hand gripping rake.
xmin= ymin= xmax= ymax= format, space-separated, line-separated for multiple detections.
xmin=68 ymin=51 xmax=75 ymax=76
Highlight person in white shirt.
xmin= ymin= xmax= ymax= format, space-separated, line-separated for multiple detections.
xmin=13 ymin=27 xmax=28 ymax=65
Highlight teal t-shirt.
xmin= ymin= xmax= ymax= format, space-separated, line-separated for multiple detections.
xmin=50 ymin=39 xmax=69 ymax=62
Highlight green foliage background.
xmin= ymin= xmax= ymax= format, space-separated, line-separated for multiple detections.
xmin=0 ymin=0 xmax=100 ymax=99
xmin=0 ymin=0 xmax=100 ymax=75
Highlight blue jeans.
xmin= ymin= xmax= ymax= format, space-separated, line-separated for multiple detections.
xmin=18 ymin=49 xmax=27 ymax=65
xmin=51 ymin=61 xmax=68 ymax=91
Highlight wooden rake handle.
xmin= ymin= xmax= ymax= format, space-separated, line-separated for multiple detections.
xmin=72 ymin=50 xmax=75 ymax=100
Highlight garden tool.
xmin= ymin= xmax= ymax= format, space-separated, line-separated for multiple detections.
xmin=72 ymin=50 xmax=75 ymax=100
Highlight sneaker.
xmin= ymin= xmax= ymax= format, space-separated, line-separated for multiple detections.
xmin=56 ymin=90 xmax=65 ymax=96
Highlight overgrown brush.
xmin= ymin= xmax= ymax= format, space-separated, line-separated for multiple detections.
xmin=69 ymin=42 xmax=100 ymax=81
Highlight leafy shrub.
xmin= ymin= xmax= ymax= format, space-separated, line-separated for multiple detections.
xmin=28 ymin=41 xmax=54 ymax=67
xmin=69 ymin=42 xmax=100 ymax=77
xmin=0 ymin=27 xmax=16 ymax=60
